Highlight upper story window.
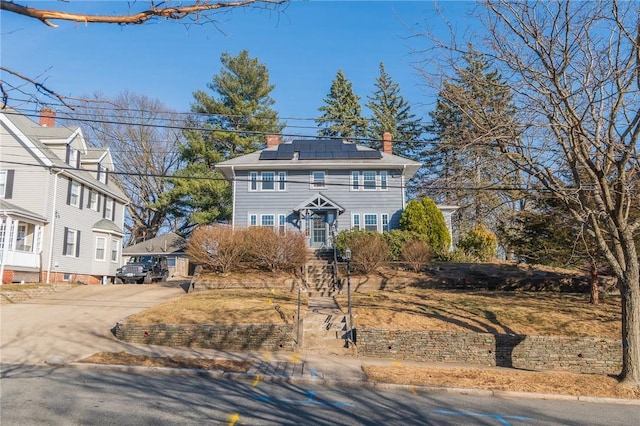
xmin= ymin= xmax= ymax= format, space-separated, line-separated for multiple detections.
xmin=0 ymin=170 xmax=6 ymax=198
xmin=249 ymin=171 xmax=286 ymax=191
xmin=88 ymin=191 xmax=99 ymax=211
xmin=261 ymin=172 xmax=275 ymax=191
xmin=104 ymin=198 xmax=114 ymax=220
xmin=67 ymin=145 xmax=79 ymax=168
xmin=97 ymin=164 xmax=108 ymax=184
xmin=351 ymin=171 xmax=389 ymax=191
xmin=69 ymin=181 xmax=81 ymax=208
xmin=311 ymin=171 xmax=326 ymax=189
xmin=0 ymin=169 xmax=14 ymax=199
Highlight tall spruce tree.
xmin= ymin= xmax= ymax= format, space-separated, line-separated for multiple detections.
xmin=161 ymin=50 xmax=284 ymax=232
xmin=366 ymin=62 xmax=423 ymax=155
xmin=423 ymin=50 xmax=519 ymax=237
xmin=316 ymin=69 xmax=367 ymax=139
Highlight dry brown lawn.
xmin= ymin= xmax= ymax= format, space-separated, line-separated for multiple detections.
xmin=336 ymin=287 xmax=620 ymax=338
xmin=126 ymin=288 xmax=306 ymax=325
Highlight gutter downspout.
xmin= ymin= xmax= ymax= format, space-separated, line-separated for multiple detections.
xmin=46 ymin=169 xmax=64 ymax=284
xmin=231 ymin=166 xmax=236 ymax=230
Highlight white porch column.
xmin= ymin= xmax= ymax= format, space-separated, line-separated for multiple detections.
xmin=0 ymin=216 xmax=13 ymax=284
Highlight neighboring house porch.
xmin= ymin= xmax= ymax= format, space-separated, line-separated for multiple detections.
xmin=0 ymin=200 xmax=47 ymax=283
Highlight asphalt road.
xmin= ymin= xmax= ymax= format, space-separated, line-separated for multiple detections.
xmin=0 ymin=283 xmax=186 ymax=365
xmin=1 ymin=365 xmax=639 ymax=426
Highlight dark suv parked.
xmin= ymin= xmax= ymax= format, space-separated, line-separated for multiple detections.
xmin=115 ymin=255 xmax=169 ymax=284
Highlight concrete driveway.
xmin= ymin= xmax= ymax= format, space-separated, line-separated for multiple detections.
xmin=0 ymin=283 xmax=186 ymax=366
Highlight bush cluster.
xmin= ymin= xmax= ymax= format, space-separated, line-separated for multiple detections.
xmin=186 ymin=225 xmax=306 ymax=274
xmin=335 ymin=229 xmax=390 ymax=274
xmin=456 ymin=224 xmax=498 ymax=262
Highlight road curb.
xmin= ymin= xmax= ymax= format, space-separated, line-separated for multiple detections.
xmin=50 ymin=360 xmax=640 ymax=406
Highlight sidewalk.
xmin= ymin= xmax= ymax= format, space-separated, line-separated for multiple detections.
xmin=51 ymin=344 xmax=640 ymax=405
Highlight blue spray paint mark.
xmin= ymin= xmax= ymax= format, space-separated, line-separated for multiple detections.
xmin=256 ymin=390 xmax=354 ymax=408
xmin=309 ymin=368 xmax=318 ymax=377
xmin=432 ymin=409 xmax=533 ymax=426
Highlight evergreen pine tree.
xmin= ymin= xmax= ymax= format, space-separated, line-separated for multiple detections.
xmin=366 ymin=62 xmax=423 ymax=155
xmin=316 ymin=69 xmax=367 ymax=140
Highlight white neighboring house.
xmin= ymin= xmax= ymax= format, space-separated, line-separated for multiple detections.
xmin=0 ymin=107 xmax=129 ymax=284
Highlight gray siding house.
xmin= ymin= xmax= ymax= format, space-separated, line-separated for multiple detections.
xmin=0 ymin=107 xmax=128 ymax=284
xmin=216 ymin=134 xmax=422 ymax=248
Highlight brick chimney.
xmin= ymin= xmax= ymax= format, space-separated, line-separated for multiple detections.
xmin=382 ymin=132 xmax=393 ymax=154
xmin=266 ymin=134 xmax=281 ymax=148
xmin=39 ymin=108 xmax=55 ymax=127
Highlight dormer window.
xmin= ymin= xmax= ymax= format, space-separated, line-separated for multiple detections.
xmin=67 ymin=145 xmax=79 ymax=168
xmin=97 ymin=163 xmax=108 ymax=184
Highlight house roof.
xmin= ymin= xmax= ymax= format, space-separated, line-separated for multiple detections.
xmin=122 ymin=232 xmax=186 ymax=255
xmin=216 ymin=139 xmax=422 ymax=180
xmin=0 ymin=108 xmax=128 ymax=203
xmin=92 ymin=218 xmax=125 ymax=236
xmin=0 ymin=199 xmax=48 ymax=222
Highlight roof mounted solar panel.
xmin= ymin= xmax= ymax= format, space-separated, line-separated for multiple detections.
xmin=259 ymin=151 xmax=279 ymax=160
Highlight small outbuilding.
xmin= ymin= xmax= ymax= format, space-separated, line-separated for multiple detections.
xmin=122 ymin=233 xmax=192 ymax=278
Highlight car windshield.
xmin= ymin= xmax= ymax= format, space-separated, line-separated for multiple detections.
xmin=130 ymin=256 xmax=155 ymax=264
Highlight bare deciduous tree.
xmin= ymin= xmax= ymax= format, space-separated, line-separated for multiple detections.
xmin=427 ymin=0 xmax=640 ymax=386
xmin=60 ymin=92 xmax=184 ymax=245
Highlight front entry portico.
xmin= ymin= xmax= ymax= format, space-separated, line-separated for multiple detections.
xmin=294 ymin=193 xmax=344 ymax=248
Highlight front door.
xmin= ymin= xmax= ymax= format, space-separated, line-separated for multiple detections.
xmin=310 ymin=212 xmax=327 ymax=247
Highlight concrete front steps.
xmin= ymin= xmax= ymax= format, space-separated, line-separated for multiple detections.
xmin=301 ymin=296 xmax=354 ymax=356
xmin=304 ymin=249 xmax=338 ymax=298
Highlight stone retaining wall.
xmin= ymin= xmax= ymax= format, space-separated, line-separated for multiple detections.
xmin=190 ymin=274 xmax=302 ymax=292
xmin=0 ymin=284 xmax=76 ymax=304
xmin=357 ymin=328 xmax=622 ymax=374
xmin=113 ymin=323 xmax=295 ymax=352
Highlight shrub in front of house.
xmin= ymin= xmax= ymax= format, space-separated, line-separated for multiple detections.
xmin=243 ymin=227 xmax=307 ymax=273
xmin=457 ymin=224 xmax=498 ymax=262
xmin=186 ymin=225 xmax=245 ymax=274
xmin=401 ymin=239 xmax=433 ymax=272
xmin=399 ymin=197 xmax=450 ymax=258
xmin=335 ymin=229 xmax=391 ymax=274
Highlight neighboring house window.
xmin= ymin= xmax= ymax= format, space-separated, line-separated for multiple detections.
xmin=352 ymin=213 xmax=360 ymax=231
xmin=249 ymin=172 xmax=258 ymax=191
xmin=97 ymin=164 xmax=108 ymax=184
xmin=364 ymin=214 xmax=378 ymax=232
xmin=0 ymin=219 xmax=5 ymax=250
xmin=0 ymin=170 xmax=14 ymax=199
xmin=95 ymin=237 xmax=106 ymax=261
xmin=278 ymin=214 xmax=286 ymax=235
xmin=382 ymin=213 xmax=389 ymax=232
xmin=104 ymin=198 xmax=114 ymax=220
xmin=68 ymin=181 xmax=81 ymax=208
xmin=67 ymin=145 xmax=79 ymax=168
xmin=278 ymin=172 xmax=287 ymax=191
xmin=88 ymin=191 xmax=99 ymax=211
xmin=363 ymin=171 xmax=376 ymax=190
xmin=16 ymin=224 xmax=27 ymax=251
xmin=111 ymin=239 xmax=119 ymax=262
xmin=380 ymin=171 xmax=388 ymax=190
xmin=63 ymin=227 xmax=80 ymax=257
xmin=311 ymin=171 xmax=326 ymax=189
xmin=261 ymin=172 xmax=275 ymax=191
xmin=167 ymin=256 xmax=176 ymax=267
xmin=261 ymin=214 xmax=275 ymax=227
xmin=249 ymin=214 xmax=258 ymax=226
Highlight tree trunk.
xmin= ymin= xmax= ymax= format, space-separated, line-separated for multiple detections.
xmin=619 ymin=266 xmax=640 ymax=387
xmin=589 ymin=263 xmax=599 ymax=305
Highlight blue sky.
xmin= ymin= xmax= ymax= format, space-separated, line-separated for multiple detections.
xmin=1 ymin=1 xmax=477 ymax=137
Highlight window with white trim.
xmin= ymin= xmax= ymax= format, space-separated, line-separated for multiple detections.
xmin=95 ymin=236 xmax=106 ymax=261
xmin=382 ymin=213 xmax=389 ymax=232
xmin=104 ymin=198 xmax=114 ymax=220
xmin=97 ymin=164 xmax=108 ymax=183
xmin=364 ymin=214 xmax=378 ymax=232
xmin=69 ymin=181 xmax=81 ymax=207
xmin=111 ymin=239 xmax=119 ymax=262
xmin=249 ymin=172 xmax=258 ymax=191
xmin=380 ymin=171 xmax=388 ymax=190
xmin=352 ymin=213 xmax=361 ymax=231
xmin=261 ymin=172 xmax=275 ymax=190
xmin=363 ymin=171 xmax=376 ymax=190
xmin=68 ymin=146 xmax=79 ymax=168
xmin=351 ymin=171 xmax=359 ymax=190
xmin=278 ymin=214 xmax=286 ymax=235
xmin=63 ymin=227 xmax=79 ymax=257
xmin=278 ymin=172 xmax=287 ymax=191
xmin=249 ymin=214 xmax=258 ymax=226
xmin=0 ymin=170 xmax=6 ymax=198
xmin=89 ymin=191 xmax=99 ymax=211
xmin=311 ymin=171 xmax=326 ymax=188
xmin=261 ymin=214 xmax=275 ymax=227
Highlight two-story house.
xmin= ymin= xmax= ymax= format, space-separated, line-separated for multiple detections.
xmin=216 ymin=133 xmax=440 ymax=248
xmin=0 ymin=107 xmax=128 ymax=284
